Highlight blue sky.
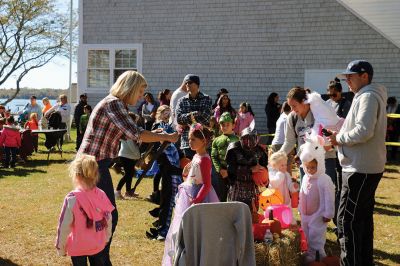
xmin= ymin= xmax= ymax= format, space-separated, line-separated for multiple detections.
xmin=1 ymin=0 xmax=78 ymax=90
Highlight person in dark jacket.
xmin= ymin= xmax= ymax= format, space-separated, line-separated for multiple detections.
xmin=74 ymin=94 xmax=87 ymax=150
xmin=265 ymin=92 xmax=281 ymax=143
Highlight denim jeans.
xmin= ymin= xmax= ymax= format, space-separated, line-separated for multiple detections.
xmin=337 ymin=172 xmax=382 ymax=266
xmin=96 ymin=158 xmax=118 ymax=266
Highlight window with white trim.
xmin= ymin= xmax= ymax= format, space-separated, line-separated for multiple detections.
xmin=82 ymin=44 xmax=142 ymax=91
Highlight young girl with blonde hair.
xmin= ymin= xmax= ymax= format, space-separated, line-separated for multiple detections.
xmin=56 ymin=154 xmax=115 ymax=265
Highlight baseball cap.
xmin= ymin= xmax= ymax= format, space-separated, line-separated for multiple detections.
xmin=338 ymin=60 xmax=373 ymax=78
xmin=183 ymin=74 xmax=200 ymax=86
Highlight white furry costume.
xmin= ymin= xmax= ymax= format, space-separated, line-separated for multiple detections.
xmin=299 ymin=135 xmax=335 ymax=262
xmin=305 ymin=92 xmax=344 ymax=134
xmin=268 ymin=168 xmax=298 ymax=206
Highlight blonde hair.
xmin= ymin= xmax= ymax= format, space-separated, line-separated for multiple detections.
xmin=30 ymin=112 xmax=38 ymax=120
xmin=269 ymin=151 xmax=288 ymax=168
xmin=109 ymin=70 xmax=147 ymax=104
xmin=69 ymin=154 xmax=99 ymax=189
xmin=42 ymin=97 xmax=49 ymax=104
xmin=155 ymin=105 xmax=171 ymax=122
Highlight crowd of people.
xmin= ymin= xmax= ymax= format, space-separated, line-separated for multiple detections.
xmin=0 ymin=59 xmax=395 ymax=265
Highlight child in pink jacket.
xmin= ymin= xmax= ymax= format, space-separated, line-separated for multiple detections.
xmin=55 ymin=154 xmax=114 ymax=264
xmin=0 ymin=116 xmax=21 ymax=168
xmin=234 ymin=102 xmax=255 ymax=135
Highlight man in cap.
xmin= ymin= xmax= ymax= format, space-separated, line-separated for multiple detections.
xmin=328 ymin=60 xmax=387 ymax=266
xmin=176 ymin=74 xmax=212 ymax=159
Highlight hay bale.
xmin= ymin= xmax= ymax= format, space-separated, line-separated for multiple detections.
xmin=255 ymin=229 xmax=301 ymax=266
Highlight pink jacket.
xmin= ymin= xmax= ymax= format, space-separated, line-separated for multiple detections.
xmin=234 ymin=112 xmax=254 ymax=135
xmin=0 ymin=125 xmax=21 ymax=147
xmin=55 ymin=187 xmax=115 ymax=256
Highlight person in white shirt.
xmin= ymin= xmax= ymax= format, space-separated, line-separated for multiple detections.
xmin=46 ymin=94 xmax=71 ymax=144
xmin=169 ymin=80 xmax=188 ymax=130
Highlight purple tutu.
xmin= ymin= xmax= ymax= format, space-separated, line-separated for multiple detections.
xmin=162 ymin=182 xmax=219 ymax=265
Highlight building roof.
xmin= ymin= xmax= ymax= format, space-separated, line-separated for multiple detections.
xmin=339 ymin=0 xmax=400 ymax=48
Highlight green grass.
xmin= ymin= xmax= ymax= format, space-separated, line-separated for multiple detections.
xmin=0 ymin=129 xmax=399 ymax=265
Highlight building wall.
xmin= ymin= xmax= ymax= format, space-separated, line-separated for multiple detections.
xmin=80 ymin=0 xmax=400 ymax=132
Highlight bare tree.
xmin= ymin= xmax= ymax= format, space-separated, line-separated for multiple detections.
xmin=0 ymin=0 xmax=70 ymax=105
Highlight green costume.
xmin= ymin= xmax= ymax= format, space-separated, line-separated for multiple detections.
xmin=211 ymin=134 xmax=239 ymax=173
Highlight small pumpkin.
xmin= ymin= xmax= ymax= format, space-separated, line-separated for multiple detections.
xmin=261 ymin=209 xmax=282 ymax=235
xmin=259 ymin=188 xmax=283 ymax=210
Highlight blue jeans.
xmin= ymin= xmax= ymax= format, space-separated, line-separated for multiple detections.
xmin=4 ymin=147 xmax=17 ymax=167
xmin=96 ymin=159 xmax=118 ymax=266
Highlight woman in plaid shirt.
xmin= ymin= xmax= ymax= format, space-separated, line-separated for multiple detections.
xmin=78 ymin=70 xmax=178 ymax=265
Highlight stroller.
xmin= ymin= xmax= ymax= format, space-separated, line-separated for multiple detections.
xmin=44 ymin=111 xmax=66 ymax=162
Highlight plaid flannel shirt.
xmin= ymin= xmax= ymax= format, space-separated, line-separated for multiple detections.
xmin=78 ymin=95 xmax=143 ymax=161
xmin=176 ymin=92 xmax=212 ymax=149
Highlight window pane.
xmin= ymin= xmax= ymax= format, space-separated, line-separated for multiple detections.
xmin=88 ymin=69 xmax=110 ymax=88
xmin=88 ymin=50 xmax=109 ymax=68
xmin=115 ymin=49 xmax=136 ymax=68
xmin=114 ymin=69 xmax=137 ymax=83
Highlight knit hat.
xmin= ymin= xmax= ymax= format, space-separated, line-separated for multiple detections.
xmin=183 ymin=74 xmax=200 ymax=86
xmin=219 ymin=112 xmax=233 ymax=123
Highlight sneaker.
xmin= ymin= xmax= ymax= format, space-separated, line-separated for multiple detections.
xmin=124 ymin=190 xmax=139 ymax=198
xmin=156 ymin=235 xmax=165 ymax=241
xmin=149 ymin=207 xmax=160 ymax=218
xmin=146 ymin=191 xmax=161 ymax=204
xmin=114 ymin=190 xmax=124 ymax=200
xmin=145 ymin=230 xmax=158 ymax=240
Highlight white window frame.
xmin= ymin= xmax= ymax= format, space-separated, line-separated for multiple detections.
xmin=80 ymin=44 xmax=143 ymax=92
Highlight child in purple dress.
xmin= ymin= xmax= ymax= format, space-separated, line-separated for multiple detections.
xmin=162 ymin=123 xmax=219 ymax=265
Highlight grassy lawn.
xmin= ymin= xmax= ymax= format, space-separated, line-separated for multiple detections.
xmin=0 ymin=129 xmax=399 ymax=265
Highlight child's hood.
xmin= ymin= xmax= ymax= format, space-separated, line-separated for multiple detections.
xmin=73 ymin=188 xmax=114 ymax=221
xmin=2 ymin=125 xmax=20 ymax=134
xmin=299 ymin=134 xmax=326 ymax=178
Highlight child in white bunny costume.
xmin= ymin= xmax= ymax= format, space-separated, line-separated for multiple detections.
xmin=299 ymin=134 xmax=335 ymax=263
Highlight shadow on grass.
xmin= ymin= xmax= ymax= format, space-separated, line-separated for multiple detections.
xmin=0 ymin=167 xmax=47 ymax=178
xmin=373 ymin=201 xmax=400 ymax=216
xmin=26 ymin=159 xmax=69 ymax=167
xmin=325 ymin=237 xmax=400 ymax=265
xmin=0 ymin=258 xmax=20 ymax=266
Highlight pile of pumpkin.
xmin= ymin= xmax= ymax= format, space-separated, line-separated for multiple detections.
xmin=252 ymin=187 xmax=340 ymax=266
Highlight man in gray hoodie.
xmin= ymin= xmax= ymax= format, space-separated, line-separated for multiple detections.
xmin=329 ymin=60 xmax=387 ymax=266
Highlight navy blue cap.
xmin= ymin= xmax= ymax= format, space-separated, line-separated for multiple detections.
xmin=339 ymin=60 xmax=373 ymax=78
xmin=183 ymin=74 xmax=200 ymax=86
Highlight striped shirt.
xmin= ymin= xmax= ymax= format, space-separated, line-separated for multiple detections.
xmin=78 ymin=95 xmax=143 ymax=161
xmin=176 ymin=92 xmax=212 ymax=149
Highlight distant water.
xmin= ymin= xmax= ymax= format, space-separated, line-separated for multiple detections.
xmin=0 ymin=98 xmax=57 ymax=113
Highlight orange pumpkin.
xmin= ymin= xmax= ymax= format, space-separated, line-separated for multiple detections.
xmin=252 ymin=166 xmax=269 ymax=186
xmin=322 ymin=255 xmax=340 ymax=266
xmin=179 ymin=157 xmax=191 ymax=169
xmin=261 ymin=209 xmax=282 ymax=235
xmin=259 ymin=188 xmax=283 ymax=210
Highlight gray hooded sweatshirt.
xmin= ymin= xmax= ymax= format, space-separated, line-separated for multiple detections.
xmin=336 ymin=83 xmax=387 ymax=173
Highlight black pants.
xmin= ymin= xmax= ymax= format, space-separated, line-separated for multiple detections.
xmin=116 ymin=157 xmax=136 ymax=191
xmin=337 ymin=172 xmax=382 ymax=266
xmin=76 ymin=130 xmax=83 ymax=151
xmin=4 ymin=147 xmax=17 ymax=167
xmin=96 ymin=159 xmax=118 ymax=266
xmin=71 ymin=251 xmax=106 ymax=266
